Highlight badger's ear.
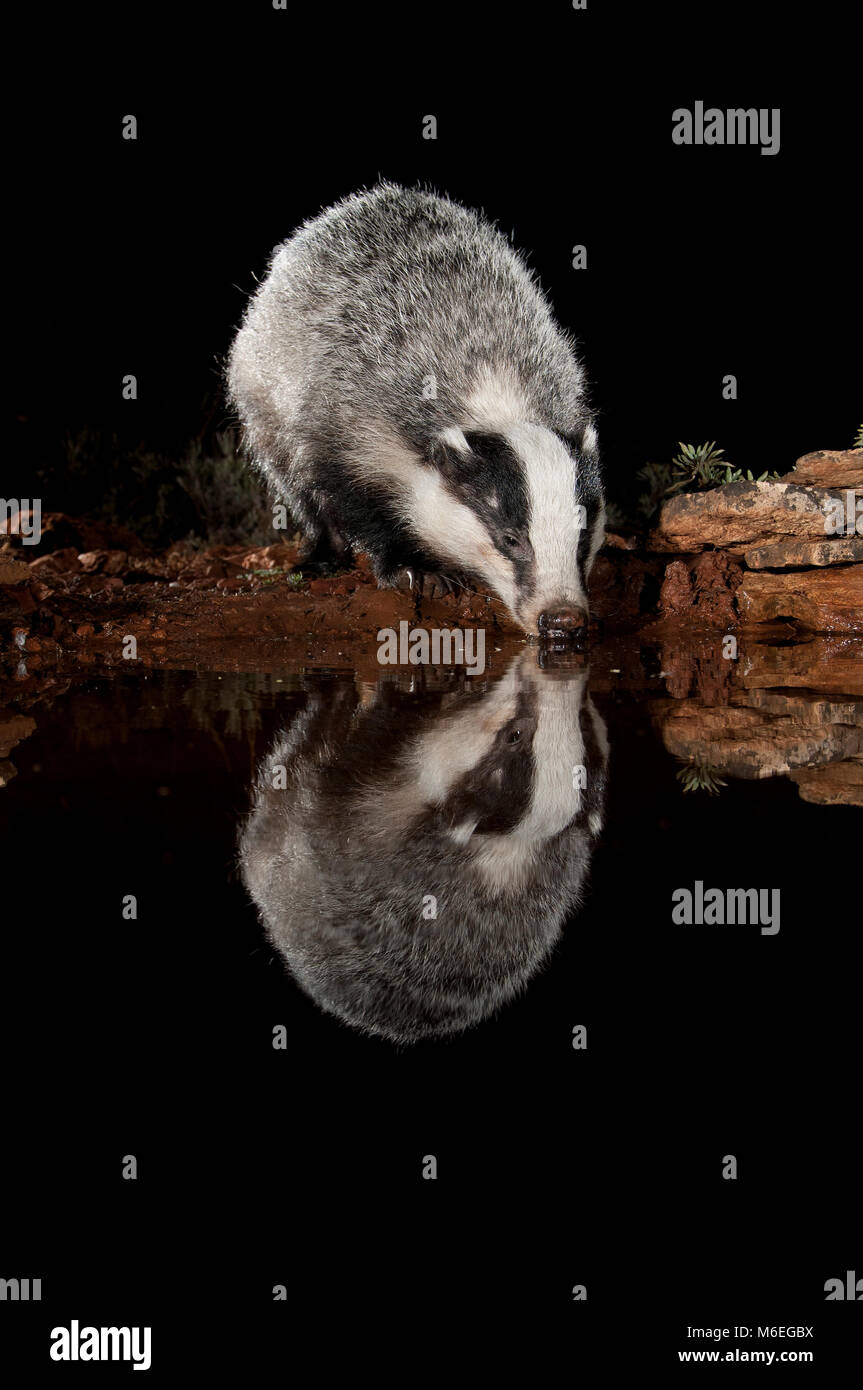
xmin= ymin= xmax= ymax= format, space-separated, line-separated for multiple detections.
xmin=437 ymin=426 xmax=472 ymax=454
xmin=560 ymin=426 xmax=586 ymax=456
xmin=562 ymin=421 xmax=599 ymax=459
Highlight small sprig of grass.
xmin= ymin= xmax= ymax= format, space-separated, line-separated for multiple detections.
xmin=675 ymin=756 xmax=728 ymax=796
xmin=854 ymin=423 xmax=863 ymax=449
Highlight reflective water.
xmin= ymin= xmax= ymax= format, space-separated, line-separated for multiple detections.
xmin=3 ymin=636 xmax=860 ymax=1050
xmin=2 ymin=637 xmax=860 ymax=1333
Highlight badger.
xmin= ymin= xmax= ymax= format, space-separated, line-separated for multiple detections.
xmin=239 ymin=649 xmax=608 ymax=1043
xmin=227 ymin=183 xmax=605 ymax=637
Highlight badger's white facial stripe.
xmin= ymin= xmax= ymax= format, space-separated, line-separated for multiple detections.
xmin=468 ymin=671 xmax=590 ymax=891
xmin=401 ymin=467 xmax=519 ymax=612
xmin=513 ymin=672 xmax=588 ymax=841
xmin=504 ymin=422 xmax=589 ymax=621
xmin=412 ymin=675 xmax=518 ymax=806
xmin=346 ymin=418 xmax=519 ymax=615
xmin=470 ymin=665 xmax=601 ymax=893
xmin=353 ymin=666 xmax=522 ymax=837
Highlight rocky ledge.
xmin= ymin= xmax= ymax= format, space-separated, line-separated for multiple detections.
xmin=642 ymin=448 xmax=862 ymax=633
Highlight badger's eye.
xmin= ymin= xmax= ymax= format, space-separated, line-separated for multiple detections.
xmin=507 ymin=728 xmax=522 ymax=743
xmin=504 ymin=533 xmax=520 ymax=547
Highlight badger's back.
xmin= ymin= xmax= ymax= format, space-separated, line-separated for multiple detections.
xmin=227 ymin=182 xmax=587 ymax=465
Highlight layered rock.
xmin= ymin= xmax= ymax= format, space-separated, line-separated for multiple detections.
xmin=778 ymin=449 xmax=863 ymax=490
xmin=789 ymin=758 xmax=863 ymax=807
xmin=655 ymin=697 xmax=863 ymax=782
xmin=651 ymin=478 xmax=861 ymax=554
xmin=649 ymin=448 xmax=862 ymax=633
xmin=652 ymin=663 xmax=863 ymax=805
xmin=737 ymin=565 xmax=863 ymax=632
xmin=743 ymin=537 xmax=863 ymax=569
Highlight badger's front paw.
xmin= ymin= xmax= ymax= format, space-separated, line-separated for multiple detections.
xmin=389 ymin=568 xmax=463 ymax=601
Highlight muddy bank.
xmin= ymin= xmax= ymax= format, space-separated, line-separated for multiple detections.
xmin=2 ymin=447 xmax=860 ymax=655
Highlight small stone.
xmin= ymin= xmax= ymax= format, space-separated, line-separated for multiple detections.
xmin=0 ymin=557 xmax=31 ymax=585
xmin=29 ymin=547 xmax=82 ymax=574
xmin=77 ymin=550 xmax=105 ymax=572
xmin=0 ymin=713 xmax=36 ymax=758
xmin=602 ymin=531 xmax=640 ymax=551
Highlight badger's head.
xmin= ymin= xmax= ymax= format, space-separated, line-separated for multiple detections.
xmin=426 ymin=421 xmax=605 ymax=637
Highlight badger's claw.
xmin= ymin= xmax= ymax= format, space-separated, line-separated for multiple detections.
xmin=391 ymin=568 xmax=463 ymax=600
xmin=393 ymin=567 xmax=417 ymax=594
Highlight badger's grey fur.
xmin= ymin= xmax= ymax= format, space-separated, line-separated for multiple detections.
xmin=239 ymin=650 xmax=608 ymax=1043
xmin=227 ymin=183 xmax=605 ymax=635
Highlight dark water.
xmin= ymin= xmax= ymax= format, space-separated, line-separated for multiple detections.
xmin=1 ymin=643 xmax=860 ymax=1368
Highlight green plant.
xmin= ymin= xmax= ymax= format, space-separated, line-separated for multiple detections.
xmin=669 ymin=441 xmax=730 ymax=489
xmin=720 ymin=465 xmax=781 ymax=483
xmin=637 ymin=442 xmax=781 ymax=520
xmin=675 ymin=757 xmax=728 ymax=796
xmin=854 ymin=423 xmax=863 ymax=448
xmin=287 ymin=571 xmax=306 ymax=591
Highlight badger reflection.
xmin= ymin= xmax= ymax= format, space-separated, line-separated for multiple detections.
xmin=240 ymin=650 xmax=608 ymax=1043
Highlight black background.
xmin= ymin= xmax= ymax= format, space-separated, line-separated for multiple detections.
xmin=3 ymin=0 xmax=861 ymax=1376
xmin=9 ymin=2 xmax=862 ymax=496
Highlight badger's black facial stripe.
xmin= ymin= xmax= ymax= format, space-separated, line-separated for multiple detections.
xmin=438 ymin=695 xmax=536 ymax=836
xmin=432 ymin=430 xmax=535 ymax=571
xmin=460 ymin=432 xmax=530 ymax=525
xmin=576 ymin=487 xmax=602 ymax=589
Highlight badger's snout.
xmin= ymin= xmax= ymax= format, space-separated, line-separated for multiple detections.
xmin=537 ymin=606 xmax=588 ymax=638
